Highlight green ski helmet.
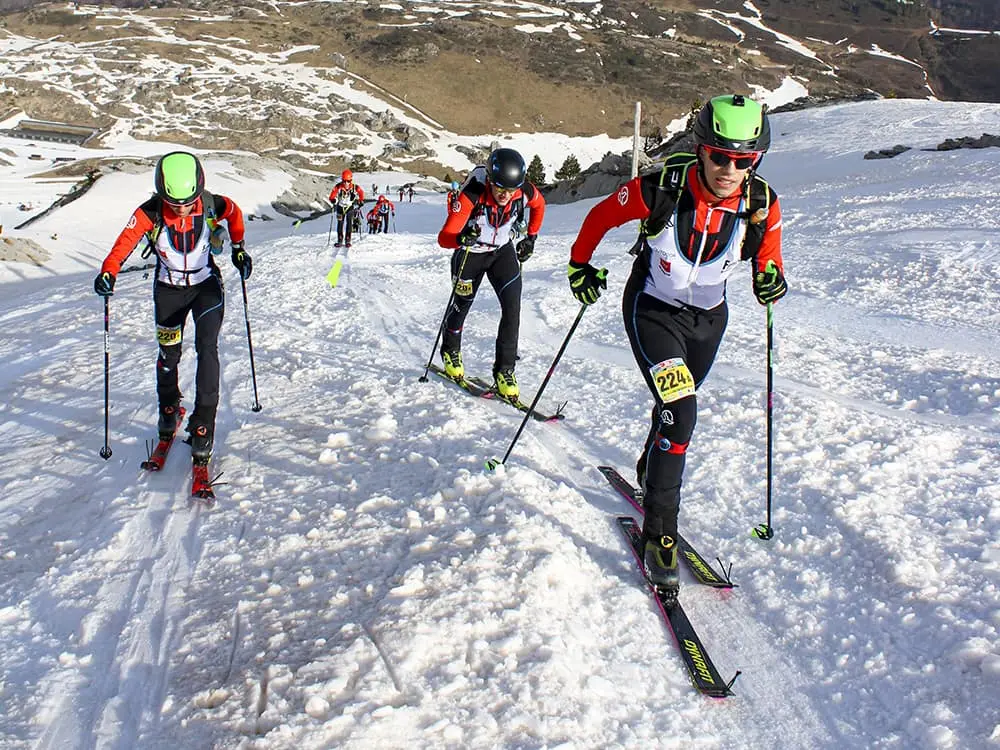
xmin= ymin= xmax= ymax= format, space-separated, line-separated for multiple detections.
xmin=154 ymin=151 xmax=205 ymax=206
xmin=693 ymin=94 xmax=771 ymax=153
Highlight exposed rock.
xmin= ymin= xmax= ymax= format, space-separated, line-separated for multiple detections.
xmin=864 ymin=145 xmax=911 ymax=159
xmin=934 ymin=133 xmax=1000 ymax=150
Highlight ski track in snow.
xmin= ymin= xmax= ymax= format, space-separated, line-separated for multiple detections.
xmin=1 ymin=100 xmax=999 ymax=749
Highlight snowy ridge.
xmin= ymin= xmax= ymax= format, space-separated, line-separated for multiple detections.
xmin=1 ymin=99 xmax=999 ymax=748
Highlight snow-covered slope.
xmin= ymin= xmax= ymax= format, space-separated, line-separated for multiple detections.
xmin=0 ymin=99 xmax=999 ymax=749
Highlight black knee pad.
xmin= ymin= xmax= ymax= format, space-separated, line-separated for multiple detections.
xmin=655 ymin=395 xmax=697 ymax=448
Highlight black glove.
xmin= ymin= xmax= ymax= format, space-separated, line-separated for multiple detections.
xmin=567 ymin=260 xmax=608 ymax=305
xmin=94 ymin=271 xmax=116 ymax=297
xmin=457 ymin=224 xmax=481 ymax=248
xmin=231 ymin=241 xmax=253 ymax=280
xmin=516 ymin=234 xmax=536 ymax=263
xmin=753 ymin=260 xmax=787 ymax=304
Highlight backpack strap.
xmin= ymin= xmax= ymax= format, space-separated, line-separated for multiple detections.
xmin=641 ymin=152 xmax=697 ymax=240
xmin=142 ymin=190 xmax=218 ymax=258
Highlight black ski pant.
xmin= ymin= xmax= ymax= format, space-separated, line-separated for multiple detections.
xmin=441 ymin=243 xmax=522 ymax=374
xmin=336 ymin=206 xmax=356 ymax=244
xmin=153 ymin=272 xmax=225 ymax=431
xmin=622 ymin=271 xmax=727 ymax=541
xmin=379 ymin=214 xmax=390 ymax=233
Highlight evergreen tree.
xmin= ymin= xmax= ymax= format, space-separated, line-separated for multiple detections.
xmin=554 ymin=155 xmax=581 ymax=181
xmin=525 ymin=154 xmax=546 ymax=186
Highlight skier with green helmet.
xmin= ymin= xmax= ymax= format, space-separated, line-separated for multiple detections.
xmin=567 ymin=94 xmax=787 ymax=599
xmin=93 ymin=151 xmax=251 ymax=465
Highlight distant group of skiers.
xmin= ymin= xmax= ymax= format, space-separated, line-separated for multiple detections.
xmin=93 ymin=92 xmax=786 ymax=599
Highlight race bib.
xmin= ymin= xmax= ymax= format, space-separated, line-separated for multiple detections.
xmin=156 ymin=324 xmax=182 ymax=346
xmin=650 ymin=357 xmax=695 ymax=403
xmin=454 ymin=279 xmax=474 ymax=297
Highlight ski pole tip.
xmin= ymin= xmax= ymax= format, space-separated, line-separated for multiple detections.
xmin=484 ymin=458 xmax=502 ymax=473
xmin=752 ymin=524 xmax=774 ymax=540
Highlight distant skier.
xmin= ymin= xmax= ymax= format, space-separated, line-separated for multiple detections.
xmin=366 ymin=205 xmax=380 ymax=234
xmin=435 ymin=147 xmax=545 ymax=400
xmin=567 ymin=94 xmax=786 ymax=596
xmin=92 ymin=151 xmax=251 ymax=463
xmin=374 ymin=194 xmax=395 ymax=233
xmin=446 ymin=180 xmax=461 ymax=209
xmin=407 ymin=186 xmax=414 ymax=202
xmin=329 ymin=169 xmax=365 ymax=248
xmin=398 ymin=186 xmax=405 ymax=201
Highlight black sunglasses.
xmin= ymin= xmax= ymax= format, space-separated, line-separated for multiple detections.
xmin=704 ymin=146 xmax=759 ymax=170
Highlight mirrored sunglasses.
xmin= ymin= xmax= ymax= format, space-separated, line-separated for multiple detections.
xmin=164 ymin=196 xmax=198 ymax=209
xmin=704 ymin=146 xmax=760 ymax=170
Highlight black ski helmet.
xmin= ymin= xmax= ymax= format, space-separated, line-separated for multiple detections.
xmin=487 ymin=148 xmax=526 ymax=189
xmin=693 ymin=94 xmax=771 ymax=153
xmin=154 ymin=151 xmax=205 ymax=205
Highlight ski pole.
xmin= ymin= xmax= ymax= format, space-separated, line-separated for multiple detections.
xmin=486 ymin=302 xmax=588 ymax=470
xmin=325 ymin=210 xmax=335 ymax=250
xmin=240 ymin=274 xmax=263 ymax=412
xmin=753 ymin=301 xmax=775 ymax=540
xmin=99 ymin=295 xmax=113 ymax=460
xmin=418 ymin=245 xmax=472 ymax=382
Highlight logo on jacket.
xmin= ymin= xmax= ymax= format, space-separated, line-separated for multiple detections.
xmin=451 ymin=199 xmax=461 ymax=213
xmin=617 ymin=186 xmax=629 ymax=205
xmin=659 ymin=258 xmax=671 ymax=274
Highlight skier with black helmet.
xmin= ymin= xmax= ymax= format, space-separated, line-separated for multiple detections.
xmin=567 ymin=94 xmax=786 ymax=597
xmin=434 ymin=147 xmax=545 ymax=400
xmin=93 ymin=151 xmax=250 ymax=465
xmin=329 ymin=169 xmax=365 ymax=248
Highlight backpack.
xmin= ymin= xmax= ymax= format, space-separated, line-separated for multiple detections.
xmin=141 ymin=190 xmax=218 ymax=258
xmin=461 ymin=167 xmax=532 ymax=232
xmin=633 ymin=152 xmax=772 ymax=261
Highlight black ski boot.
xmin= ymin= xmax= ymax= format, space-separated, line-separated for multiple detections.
xmin=644 ymin=534 xmax=679 ymax=597
xmin=157 ymin=402 xmax=181 ymax=440
xmin=189 ymin=423 xmax=214 ymax=465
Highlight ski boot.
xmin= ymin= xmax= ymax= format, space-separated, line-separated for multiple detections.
xmin=157 ymin=402 xmax=181 ymax=440
xmin=644 ymin=534 xmax=679 ymax=600
xmin=494 ymin=368 xmax=519 ymax=401
xmin=441 ymin=349 xmax=464 ymax=380
xmin=189 ymin=423 xmax=214 ymax=465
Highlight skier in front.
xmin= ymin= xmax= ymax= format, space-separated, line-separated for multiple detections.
xmin=329 ymin=169 xmax=365 ymax=248
xmin=374 ymin=194 xmax=395 ymax=233
xmin=93 ymin=151 xmax=251 ymax=465
xmin=446 ymin=180 xmax=461 ymax=208
xmin=435 ymin=147 xmax=545 ymax=400
xmin=567 ymin=94 xmax=786 ymax=596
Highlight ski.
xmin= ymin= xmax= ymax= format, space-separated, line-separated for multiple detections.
xmin=597 ymin=465 xmax=734 ymax=588
xmin=467 ymin=376 xmax=566 ymax=423
xmin=618 ymin=516 xmax=738 ymax=697
xmin=427 ymin=363 xmax=566 ymax=422
xmin=140 ymin=407 xmax=186 ymax=471
xmin=426 ymin=362 xmax=494 ymax=398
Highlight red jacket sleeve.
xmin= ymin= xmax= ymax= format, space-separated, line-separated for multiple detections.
xmin=753 ymin=198 xmax=783 ymax=273
xmin=101 ymin=207 xmax=156 ymax=275
xmin=438 ymin=192 xmax=476 ymax=249
xmin=570 ymin=177 xmax=650 ymax=264
xmin=356 ymin=186 xmax=365 ymax=203
xmin=217 ymin=195 xmax=245 ymax=243
xmin=524 ymin=183 xmax=546 ymax=236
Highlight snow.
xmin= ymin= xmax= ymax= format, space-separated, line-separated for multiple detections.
xmin=1 ymin=98 xmax=1000 ymax=749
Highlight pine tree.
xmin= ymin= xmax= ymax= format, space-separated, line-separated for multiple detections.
xmin=525 ymin=155 xmax=546 ymax=186
xmin=554 ymin=155 xmax=581 ymax=181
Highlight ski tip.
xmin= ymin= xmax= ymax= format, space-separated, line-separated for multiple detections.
xmin=484 ymin=457 xmax=503 ymax=473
